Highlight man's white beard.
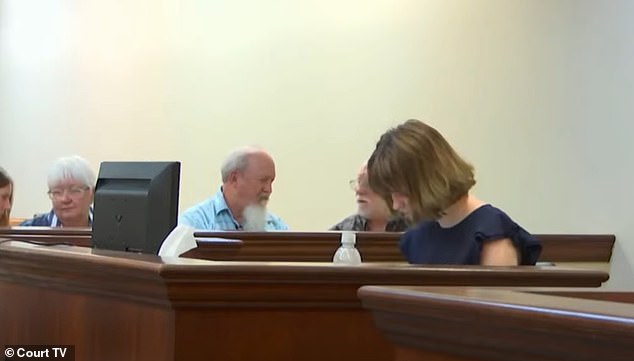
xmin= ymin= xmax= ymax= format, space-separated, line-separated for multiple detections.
xmin=242 ymin=204 xmax=268 ymax=231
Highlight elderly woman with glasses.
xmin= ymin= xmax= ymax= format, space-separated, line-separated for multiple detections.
xmin=21 ymin=155 xmax=95 ymax=228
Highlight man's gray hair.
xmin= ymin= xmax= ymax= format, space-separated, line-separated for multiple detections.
xmin=47 ymin=155 xmax=96 ymax=189
xmin=221 ymin=146 xmax=265 ymax=182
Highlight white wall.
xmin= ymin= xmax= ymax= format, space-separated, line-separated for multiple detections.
xmin=1 ymin=0 xmax=633 ymax=288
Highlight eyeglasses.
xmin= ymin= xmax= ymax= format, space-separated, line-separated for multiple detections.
xmin=47 ymin=186 xmax=90 ymax=200
xmin=349 ymin=179 xmax=370 ymax=191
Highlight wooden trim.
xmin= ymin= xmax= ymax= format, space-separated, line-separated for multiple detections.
xmin=0 ymin=228 xmax=616 ymax=263
xmin=0 ymin=226 xmax=90 ymax=236
xmin=535 ymin=234 xmax=615 ymax=262
xmin=193 ymin=231 xmax=615 ymax=263
xmin=0 ymin=226 xmax=91 ymax=246
xmin=0 ymin=244 xmax=608 ymax=309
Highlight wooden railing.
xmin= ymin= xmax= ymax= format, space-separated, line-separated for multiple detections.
xmin=189 ymin=231 xmax=615 ymax=263
xmin=358 ymin=286 xmax=634 ymax=361
xmin=0 ymin=226 xmax=91 ymax=246
xmin=0 ymin=227 xmax=616 ymax=263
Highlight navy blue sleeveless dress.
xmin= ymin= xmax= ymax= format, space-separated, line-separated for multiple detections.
xmin=400 ymin=205 xmax=541 ymax=265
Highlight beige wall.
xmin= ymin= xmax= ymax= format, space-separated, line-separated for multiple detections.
xmin=1 ymin=0 xmax=633 ymax=288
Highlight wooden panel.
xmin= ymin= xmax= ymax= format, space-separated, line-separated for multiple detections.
xmin=0 ymin=243 xmax=610 ymax=361
xmin=0 ymin=226 xmax=91 ymax=237
xmin=536 ymin=234 xmax=615 ymax=262
xmin=0 ymin=282 xmax=174 ymax=361
xmin=0 ymin=226 xmax=91 ymax=246
xmin=192 ymin=231 xmax=615 ymax=263
xmin=358 ymin=286 xmax=634 ymax=361
xmin=173 ymin=309 xmax=385 ymax=361
xmin=0 ymin=227 xmax=616 ymax=263
xmin=191 ymin=231 xmax=402 ymax=262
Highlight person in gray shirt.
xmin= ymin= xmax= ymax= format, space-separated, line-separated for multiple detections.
xmin=330 ymin=164 xmax=408 ymax=232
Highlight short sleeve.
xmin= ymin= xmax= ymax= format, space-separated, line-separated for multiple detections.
xmin=514 ymin=227 xmax=542 ymax=265
xmin=178 ymin=210 xmax=205 ymax=229
xmin=474 ymin=211 xmax=542 ymax=265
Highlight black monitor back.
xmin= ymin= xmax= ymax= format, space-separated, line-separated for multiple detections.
xmin=92 ymin=161 xmax=180 ymax=254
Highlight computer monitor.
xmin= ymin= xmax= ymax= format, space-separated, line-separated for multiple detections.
xmin=92 ymin=161 xmax=181 ymax=254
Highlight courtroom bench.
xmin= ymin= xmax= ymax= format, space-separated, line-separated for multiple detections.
xmin=0 ymin=242 xmax=610 ymax=361
xmin=358 ymin=285 xmax=634 ymax=361
xmin=0 ymin=227 xmax=616 ymax=267
xmin=189 ymin=231 xmax=615 ymax=268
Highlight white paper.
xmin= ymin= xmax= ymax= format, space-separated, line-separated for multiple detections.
xmin=158 ymin=224 xmax=198 ymax=257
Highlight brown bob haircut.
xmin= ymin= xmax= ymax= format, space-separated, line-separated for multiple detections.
xmin=0 ymin=167 xmax=13 ymax=226
xmin=367 ymin=119 xmax=475 ymax=222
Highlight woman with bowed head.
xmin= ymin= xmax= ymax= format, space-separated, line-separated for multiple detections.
xmin=367 ymin=119 xmax=541 ymax=266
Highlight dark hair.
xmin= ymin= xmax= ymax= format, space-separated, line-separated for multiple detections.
xmin=367 ymin=119 xmax=475 ymax=222
xmin=0 ymin=167 xmax=14 ymax=226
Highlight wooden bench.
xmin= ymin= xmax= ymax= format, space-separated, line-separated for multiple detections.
xmin=189 ymin=231 xmax=615 ymax=265
xmin=358 ymin=285 xmax=634 ymax=361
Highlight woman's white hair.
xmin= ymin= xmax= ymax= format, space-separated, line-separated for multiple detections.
xmin=47 ymin=155 xmax=96 ymax=189
xmin=220 ymin=146 xmax=266 ymax=182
